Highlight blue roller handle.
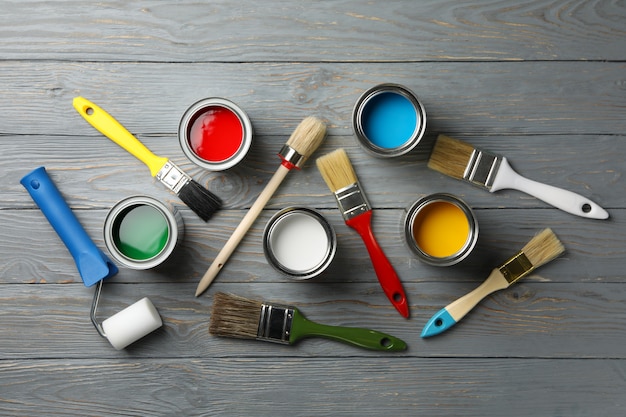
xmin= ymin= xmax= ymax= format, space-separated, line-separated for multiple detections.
xmin=20 ymin=167 xmax=118 ymax=286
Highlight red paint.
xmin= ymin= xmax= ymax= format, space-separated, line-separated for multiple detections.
xmin=188 ymin=106 xmax=244 ymax=163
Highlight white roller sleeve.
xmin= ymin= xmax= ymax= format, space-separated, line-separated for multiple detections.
xmin=101 ymin=297 xmax=163 ymax=350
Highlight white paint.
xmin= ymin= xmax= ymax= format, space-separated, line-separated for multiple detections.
xmin=269 ymin=211 xmax=330 ymax=273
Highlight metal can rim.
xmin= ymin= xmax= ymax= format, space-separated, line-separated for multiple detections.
xmin=178 ymin=97 xmax=253 ymax=171
xmin=404 ymin=193 xmax=478 ymax=266
xmin=103 ymin=195 xmax=183 ymax=270
xmin=263 ymin=207 xmax=337 ymax=280
xmin=352 ymin=83 xmax=427 ymax=158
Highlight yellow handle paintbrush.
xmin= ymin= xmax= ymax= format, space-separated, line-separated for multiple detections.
xmin=421 ymin=228 xmax=565 ymax=337
xmin=73 ymin=97 xmax=221 ymax=221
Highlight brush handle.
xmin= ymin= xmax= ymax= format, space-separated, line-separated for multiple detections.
xmin=73 ymin=97 xmax=168 ymax=177
xmin=20 ymin=167 xmax=118 ymax=287
xmin=421 ymin=268 xmax=509 ymax=337
xmin=491 ymin=157 xmax=608 ymax=219
xmin=346 ymin=211 xmax=409 ymax=318
xmin=290 ymin=310 xmax=407 ymax=351
xmin=195 ymin=164 xmax=291 ymax=296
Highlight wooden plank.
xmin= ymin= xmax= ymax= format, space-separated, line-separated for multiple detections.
xmin=1 ymin=357 xmax=625 ymax=416
xmin=1 ymin=281 xmax=625 ymax=360
xmin=1 ymin=1 xmax=625 ymax=415
xmin=2 ymin=206 xmax=624 ymax=285
xmin=1 ymin=0 xmax=624 ymax=62
xmin=0 ymin=62 xmax=625 ymax=136
xmin=4 ymin=133 xmax=620 ymax=209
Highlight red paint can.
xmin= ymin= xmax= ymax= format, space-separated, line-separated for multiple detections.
xmin=178 ymin=98 xmax=253 ymax=171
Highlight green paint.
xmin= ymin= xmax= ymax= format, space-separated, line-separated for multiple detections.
xmin=112 ymin=204 xmax=169 ymax=260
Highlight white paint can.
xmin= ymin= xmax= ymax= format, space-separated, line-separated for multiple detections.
xmin=263 ymin=207 xmax=337 ymax=280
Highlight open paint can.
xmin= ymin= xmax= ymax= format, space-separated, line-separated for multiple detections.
xmin=104 ymin=196 xmax=184 ymax=269
xmin=178 ymin=97 xmax=253 ymax=171
xmin=263 ymin=207 xmax=337 ymax=280
xmin=352 ymin=83 xmax=426 ymax=157
xmin=404 ymin=193 xmax=478 ymax=266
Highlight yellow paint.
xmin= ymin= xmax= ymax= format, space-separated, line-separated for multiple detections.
xmin=413 ymin=201 xmax=470 ymax=258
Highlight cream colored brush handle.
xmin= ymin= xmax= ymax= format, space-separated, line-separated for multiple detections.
xmin=446 ymin=269 xmax=510 ymax=322
xmin=490 ymin=157 xmax=609 ymax=219
xmin=195 ymin=164 xmax=291 ymax=296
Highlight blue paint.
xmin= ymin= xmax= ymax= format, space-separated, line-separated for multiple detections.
xmin=361 ymin=92 xmax=417 ymax=149
xmin=420 ymin=308 xmax=457 ymax=338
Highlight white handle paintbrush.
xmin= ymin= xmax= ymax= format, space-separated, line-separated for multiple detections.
xmin=421 ymin=228 xmax=565 ymax=338
xmin=195 ymin=117 xmax=327 ymax=296
xmin=428 ymin=134 xmax=608 ymax=219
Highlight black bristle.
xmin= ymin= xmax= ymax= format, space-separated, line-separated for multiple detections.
xmin=178 ymin=180 xmax=222 ymax=221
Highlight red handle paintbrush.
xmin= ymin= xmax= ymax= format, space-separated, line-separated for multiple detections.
xmin=316 ymin=148 xmax=409 ymax=318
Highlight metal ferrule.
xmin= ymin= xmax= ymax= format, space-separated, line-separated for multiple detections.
xmin=257 ymin=303 xmax=294 ymax=345
xmin=333 ymin=182 xmax=371 ymax=221
xmin=463 ymin=148 xmax=502 ymax=190
xmin=278 ymin=144 xmax=306 ymax=169
xmin=156 ymin=161 xmax=191 ymax=193
xmin=499 ymin=251 xmax=534 ymax=284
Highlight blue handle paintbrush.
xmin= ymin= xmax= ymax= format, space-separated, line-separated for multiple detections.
xmin=422 ymin=228 xmax=565 ymax=338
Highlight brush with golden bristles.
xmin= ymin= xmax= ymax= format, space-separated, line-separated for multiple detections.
xmin=209 ymin=292 xmax=407 ymax=351
xmin=428 ymin=134 xmax=608 ymax=219
xmin=73 ymin=97 xmax=222 ymax=222
xmin=421 ymin=228 xmax=565 ymax=338
xmin=316 ymin=148 xmax=409 ymax=318
xmin=195 ymin=117 xmax=327 ymax=296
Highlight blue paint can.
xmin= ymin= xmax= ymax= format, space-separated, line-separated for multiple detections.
xmin=352 ymin=83 xmax=426 ymax=157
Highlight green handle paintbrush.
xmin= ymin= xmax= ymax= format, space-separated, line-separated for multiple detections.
xmin=209 ymin=292 xmax=407 ymax=351
xmin=287 ymin=309 xmax=405 ymax=351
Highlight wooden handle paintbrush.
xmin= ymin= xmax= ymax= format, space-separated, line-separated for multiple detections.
xmin=195 ymin=117 xmax=327 ymax=296
xmin=421 ymin=228 xmax=565 ymax=338
xmin=428 ymin=134 xmax=608 ymax=219
xmin=316 ymin=148 xmax=410 ymax=318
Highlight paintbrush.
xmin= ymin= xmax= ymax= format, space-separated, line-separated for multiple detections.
xmin=428 ymin=134 xmax=608 ymax=219
xmin=209 ymin=292 xmax=407 ymax=351
xmin=421 ymin=228 xmax=565 ymax=338
xmin=195 ymin=117 xmax=327 ymax=296
xmin=73 ymin=97 xmax=221 ymax=222
xmin=316 ymin=148 xmax=409 ymax=318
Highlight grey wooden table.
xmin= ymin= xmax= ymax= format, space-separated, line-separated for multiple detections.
xmin=2 ymin=1 xmax=625 ymax=416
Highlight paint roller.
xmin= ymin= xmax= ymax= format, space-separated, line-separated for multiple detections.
xmin=21 ymin=166 xmax=163 ymax=349
xmin=91 ymin=280 xmax=163 ymax=350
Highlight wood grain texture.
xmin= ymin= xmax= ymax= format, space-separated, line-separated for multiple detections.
xmin=1 ymin=0 xmax=625 ymax=416
xmin=0 ymin=0 xmax=624 ymax=62
xmin=3 ymin=134 xmax=620 ymax=209
xmin=0 ymin=62 xmax=625 ymax=136
xmin=1 ymin=358 xmax=625 ymax=416
xmin=1 ymin=282 xmax=625 ymax=360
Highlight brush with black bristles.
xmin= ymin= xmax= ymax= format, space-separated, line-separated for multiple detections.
xmin=427 ymin=134 xmax=608 ymax=219
xmin=209 ymin=292 xmax=407 ymax=351
xmin=195 ymin=117 xmax=327 ymax=296
xmin=316 ymin=148 xmax=409 ymax=318
xmin=73 ymin=97 xmax=221 ymax=222
xmin=421 ymin=228 xmax=565 ymax=338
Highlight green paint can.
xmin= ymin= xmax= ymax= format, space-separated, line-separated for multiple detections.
xmin=104 ymin=196 xmax=184 ymax=269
